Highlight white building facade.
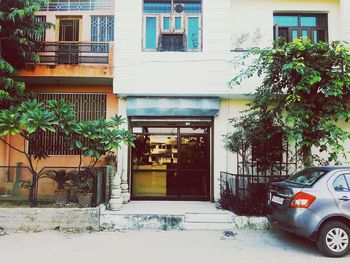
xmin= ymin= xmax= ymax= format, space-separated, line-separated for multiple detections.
xmin=113 ymin=0 xmax=350 ymax=202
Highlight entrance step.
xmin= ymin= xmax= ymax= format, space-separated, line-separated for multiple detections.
xmin=183 ymin=212 xmax=234 ymax=230
xmin=100 ymin=201 xmax=236 ymax=231
xmin=185 ymin=213 xmax=233 ymax=223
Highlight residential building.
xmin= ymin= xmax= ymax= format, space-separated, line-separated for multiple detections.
xmin=0 ymin=0 xmax=116 ymax=197
xmin=1 ymin=0 xmax=349 ymax=204
xmin=114 ymin=0 xmax=350 ymax=203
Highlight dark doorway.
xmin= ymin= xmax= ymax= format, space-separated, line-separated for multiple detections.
xmin=59 ymin=19 xmax=80 ymax=41
xmin=58 ymin=18 xmax=80 ymax=64
xmin=130 ymin=118 xmax=211 ymax=201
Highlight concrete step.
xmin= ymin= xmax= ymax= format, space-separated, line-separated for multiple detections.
xmin=183 ymin=222 xmax=235 ymax=230
xmin=185 ymin=213 xmax=233 ymax=223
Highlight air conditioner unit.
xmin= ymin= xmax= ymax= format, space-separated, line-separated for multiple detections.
xmin=174 ymin=4 xmax=185 ymax=14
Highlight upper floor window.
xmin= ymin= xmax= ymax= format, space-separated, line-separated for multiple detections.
xmin=273 ymin=13 xmax=328 ymax=43
xmin=91 ymin=16 xmax=115 ymax=42
xmin=143 ymin=0 xmax=202 ymax=52
xmin=34 ymin=16 xmax=46 ymax=42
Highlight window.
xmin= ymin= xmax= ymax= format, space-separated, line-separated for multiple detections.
xmin=28 ymin=93 xmax=107 ymax=156
xmin=34 ymin=16 xmax=46 ymax=42
xmin=285 ymin=168 xmax=327 ymax=186
xmin=143 ymin=0 xmax=202 ymax=52
xmin=273 ymin=13 xmax=328 ymax=43
xmin=91 ymin=16 xmax=114 ymax=42
xmin=333 ymin=175 xmax=350 ymax=192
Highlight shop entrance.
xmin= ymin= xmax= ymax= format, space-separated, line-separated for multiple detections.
xmin=130 ymin=118 xmax=211 ymax=200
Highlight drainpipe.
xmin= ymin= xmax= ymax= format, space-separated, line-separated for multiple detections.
xmin=6 ymin=135 xmax=10 ymax=167
xmin=108 ymin=148 xmax=123 ymax=211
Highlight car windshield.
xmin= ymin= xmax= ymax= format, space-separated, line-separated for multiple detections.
xmin=285 ymin=168 xmax=327 ymax=186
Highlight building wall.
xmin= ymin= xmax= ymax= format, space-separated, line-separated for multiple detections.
xmin=114 ymin=0 xmax=233 ymax=97
xmin=0 ymin=86 xmax=117 ymax=197
xmin=340 ymin=0 xmax=350 ymax=41
xmin=37 ymin=10 xmax=115 ymax=43
xmin=115 ymin=0 xmax=342 ymax=98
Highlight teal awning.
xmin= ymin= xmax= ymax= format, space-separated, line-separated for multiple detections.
xmin=126 ymin=97 xmax=220 ymax=116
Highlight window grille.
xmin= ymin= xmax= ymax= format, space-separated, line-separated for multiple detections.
xmin=33 ymin=16 xmax=46 ymax=42
xmin=144 ymin=1 xmax=201 ymax=14
xmin=143 ymin=0 xmax=202 ymax=52
xmin=91 ymin=16 xmax=114 ymax=42
xmin=28 ymin=93 xmax=107 ymax=156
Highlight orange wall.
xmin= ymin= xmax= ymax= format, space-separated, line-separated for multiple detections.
xmin=0 ymin=85 xmax=118 ymax=196
xmin=19 ymin=44 xmax=114 ymax=78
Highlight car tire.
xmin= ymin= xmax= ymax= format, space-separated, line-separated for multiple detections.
xmin=316 ymin=221 xmax=350 ymax=257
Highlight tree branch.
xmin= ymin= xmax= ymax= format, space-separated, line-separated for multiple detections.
xmin=0 ymin=137 xmax=26 ymax=154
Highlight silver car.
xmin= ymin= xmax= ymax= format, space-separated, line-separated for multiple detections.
xmin=268 ymin=167 xmax=350 ymax=257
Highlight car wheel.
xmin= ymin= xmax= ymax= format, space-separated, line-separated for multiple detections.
xmin=317 ymin=221 xmax=350 ymax=257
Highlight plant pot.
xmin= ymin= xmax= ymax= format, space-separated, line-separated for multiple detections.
xmin=54 ymin=189 xmax=70 ymax=205
xmin=76 ymin=192 xmax=92 ymax=207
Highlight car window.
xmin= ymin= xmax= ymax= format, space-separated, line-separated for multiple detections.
xmin=333 ymin=175 xmax=350 ymax=192
xmin=286 ymin=168 xmax=327 ymax=186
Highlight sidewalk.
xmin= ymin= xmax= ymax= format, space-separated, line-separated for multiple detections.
xmin=0 ymin=229 xmax=348 ymax=263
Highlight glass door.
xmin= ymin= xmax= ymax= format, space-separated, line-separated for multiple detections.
xmin=178 ymin=130 xmax=210 ymax=198
xmin=131 ymin=120 xmax=211 ymax=200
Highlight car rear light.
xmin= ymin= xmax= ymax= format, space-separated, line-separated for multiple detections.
xmin=290 ymin=192 xmax=316 ymax=208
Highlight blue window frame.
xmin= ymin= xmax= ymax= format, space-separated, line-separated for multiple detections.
xmin=146 ymin=17 xmax=157 ymax=49
xmin=91 ymin=16 xmax=114 ymax=42
xmin=143 ymin=0 xmax=201 ymax=51
xmin=144 ymin=1 xmax=201 ymax=14
xmin=273 ymin=13 xmax=327 ymax=43
xmin=187 ymin=17 xmax=199 ymax=50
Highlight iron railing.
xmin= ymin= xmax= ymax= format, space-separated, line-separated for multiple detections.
xmin=35 ymin=42 xmax=110 ymax=65
xmin=220 ymin=171 xmax=289 ymax=215
xmin=40 ymin=0 xmax=113 ymax=11
xmin=0 ymin=165 xmax=108 ymax=207
xmin=219 ymin=142 xmax=298 ymax=215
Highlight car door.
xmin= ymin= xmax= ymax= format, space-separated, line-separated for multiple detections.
xmin=331 ymin=174 xmax=350 ymax=216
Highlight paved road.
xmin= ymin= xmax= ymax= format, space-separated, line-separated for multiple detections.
xmin=0 ymin=229 xmax=348 ymax=263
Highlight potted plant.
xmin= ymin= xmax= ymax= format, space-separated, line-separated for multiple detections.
xmin=48 ymin=170 xmax=71 ymax=205
xmin=71 ymin=168 xmax=95 ymax=207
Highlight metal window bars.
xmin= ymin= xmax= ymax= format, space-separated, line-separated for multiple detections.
xmin=40 ymin=0 xmax=113 ymax=11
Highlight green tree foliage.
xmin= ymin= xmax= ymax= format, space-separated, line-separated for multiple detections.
xmin=227 ymin=39 xmax=350 ymax=167
xmin=0 ymin=99 xmax=134 ymax=206
xmin=0 ymin=0 xmax=51 ymax=109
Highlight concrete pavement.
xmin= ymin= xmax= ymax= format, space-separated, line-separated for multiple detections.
xmin=0 ymin=229 xmax=348 ymax=263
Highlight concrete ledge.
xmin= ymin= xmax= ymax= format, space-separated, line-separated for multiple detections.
xmin=232 ymin=216 xmax=270 ymax=230
xmin=101 ymin=213 xmax=185 ymax=230
xmin=0 ymin=207 xmax=100 ymax=231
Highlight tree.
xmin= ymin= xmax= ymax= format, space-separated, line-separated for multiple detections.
xmin=228 ymin=39 xmax=350 ymax=167
xmin=0 ymin=0 xmax=51 ymax=109
xmin=71 ymin=116 xmax=135 ymax=168
xmin=0 ymin=99 xmax=134 ymax=206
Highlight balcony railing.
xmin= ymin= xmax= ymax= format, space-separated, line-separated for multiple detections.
xmin=35 ymin=42 xmax=110 ymax=65
xmin=40 ymin=0 xmax=113 ymax=11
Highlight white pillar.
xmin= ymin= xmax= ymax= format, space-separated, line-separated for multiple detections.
xmin=109 ymin=168 xmax=123 ymax=211
xmin=118 ymin=98 xmax=131 ymax=203
xmin=340 ymin=0 xmax=350 ymax=42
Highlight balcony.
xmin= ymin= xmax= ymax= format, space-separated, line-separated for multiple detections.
xmin=40 ymin=0 xmax=113 ymax=11
xmin=36 ymin=42 xmax=110 ymax=65
xmin=19 ymin=42 xmax=113 ymax=81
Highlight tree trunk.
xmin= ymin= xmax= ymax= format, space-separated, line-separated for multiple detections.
xmin=29 ymin=173 xmax=38 ymax=207
xmin=301 ymin=145 xmax=313 ymax=167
